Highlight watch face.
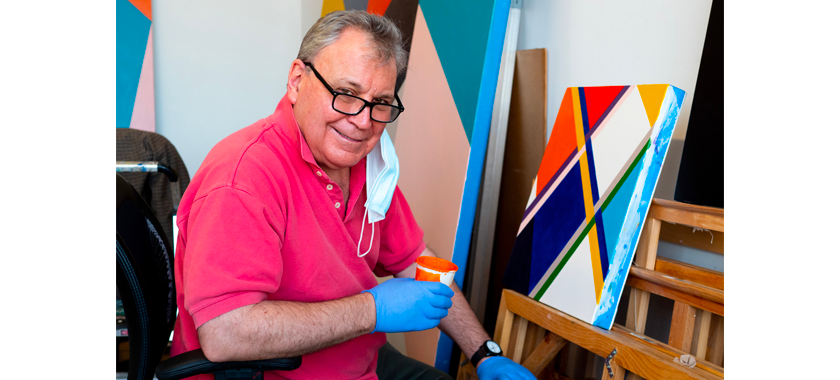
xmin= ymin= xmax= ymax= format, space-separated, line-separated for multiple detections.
xmin=487 ymin=341 xmax=501 ymax=354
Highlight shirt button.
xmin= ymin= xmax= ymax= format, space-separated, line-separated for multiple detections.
xmin=334 ymin=202 xmax=341 ymax=209
xmin=326 ymin=184 xmax=334 ymax=190
xmin=316 ymin=171 xmax=322 ymax=177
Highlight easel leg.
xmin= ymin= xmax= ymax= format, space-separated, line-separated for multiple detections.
xmin=692 ymin=309 xmax=713 ymax=360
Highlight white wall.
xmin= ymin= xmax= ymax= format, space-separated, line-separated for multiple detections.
xmin=517 ymin=0 xmax=713 ymax=200
xmin=152 ymin=0 xmax=307 ymax=178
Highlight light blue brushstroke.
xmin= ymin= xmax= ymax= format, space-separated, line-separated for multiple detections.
xmin=602 ymin=161 xmax=643 ymax=263
xmin=591 ymin=85 xmax=685 ymax=329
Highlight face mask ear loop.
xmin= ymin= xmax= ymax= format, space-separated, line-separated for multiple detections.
xmin=358 ymin=208 xmax=375 ymax=258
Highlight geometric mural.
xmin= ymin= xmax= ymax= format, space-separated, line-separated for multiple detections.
xmin=320 ymin=0 xmax=512 ymax=371
xmin=502 ymin=84 xmax=686 ymax=330
xmin=116 ymin=0 xmax=155 ymax=132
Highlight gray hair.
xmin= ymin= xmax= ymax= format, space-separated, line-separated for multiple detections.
xmin=297 ymin=10 xmax=408 ymax=77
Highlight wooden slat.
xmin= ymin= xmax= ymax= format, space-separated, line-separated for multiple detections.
xmin=494 ymin=292 xmax=509 ymax=341
xmin=503 ymin=290 xmax=720 ymax=380
xmin=668 ymin=303 xmax=696 ymax=351
xmin=613 ymin=324 xmax=724 ymax=378
xmin=692 ymin=310 xmax=713 ymax=360
xmin=522 ymin=325 xmax=545 ymax=363
xmin=655 ymin=258 xmax=724 ymax=291
xmin=625 ymin=290 xmax=651 ymax=333
xmin=522 ymin=332 xmax=567 ymax=375
xmin=498 ymin=306 xmax=516 ymax=355
xmin=659 ymin=221 xmax=724 ymax=255
xmin=626 ymin=217 xmax=661 ymax=335
xmin=512 ymin=316 xmax=530 ymax=363
xmin=636 ymin=218 xmax=662 ymax=269
xmin=626 ymin=276 xmax=724 ymax=316
xmin=649 ymin=199 xmax=724 ymax=232
xmin=706 ymin=313 xmax=724 ymax=366
xmin=630 ymin=266 xmax=724 ymax=304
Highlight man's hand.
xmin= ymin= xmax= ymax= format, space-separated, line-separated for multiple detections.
xmin=476 ymin=357 xmax=537 ymax=380
xmin=362 ymin=278 xmax=454 ymax=333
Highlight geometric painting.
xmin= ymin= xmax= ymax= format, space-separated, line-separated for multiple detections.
xmin=117 ymin=0 xmax=155 ymax=132
xmin=502 ymin=84 xmax=686 ymax=330
xmin=321 ymin=0 xmax=512 ymax=371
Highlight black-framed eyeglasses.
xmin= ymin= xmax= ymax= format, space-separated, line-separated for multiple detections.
xmin=303 ymin=62 xmax=404 ymax=123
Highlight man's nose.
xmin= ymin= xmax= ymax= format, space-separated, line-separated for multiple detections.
xmin=348 ymin=106 xmax=373 ymax=129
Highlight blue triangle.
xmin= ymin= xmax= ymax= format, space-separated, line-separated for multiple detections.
xmin=116 ymin=0 xmax=151 ymax=129
xmin=420 ymin=0 xmax=499 ymax=143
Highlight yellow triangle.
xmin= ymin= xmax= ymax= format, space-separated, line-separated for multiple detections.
xmin=637 ymin=84 xmax=669 ymax=127
xmin=321 ymin=0 xmax=345 ymax=17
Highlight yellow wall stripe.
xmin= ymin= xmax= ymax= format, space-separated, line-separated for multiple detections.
xmin=321 ymin=0 xmax=344 ymax=17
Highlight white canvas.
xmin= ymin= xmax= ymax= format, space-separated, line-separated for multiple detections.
xmin=590 ymin=87 xmax=651 ymax=199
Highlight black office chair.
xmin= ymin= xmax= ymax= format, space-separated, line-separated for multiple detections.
xmin=117 ymin=174 xmax=302 ymax=380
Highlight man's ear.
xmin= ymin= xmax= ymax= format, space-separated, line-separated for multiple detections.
xmin=287 ymin=59 xmax=306 ymax=105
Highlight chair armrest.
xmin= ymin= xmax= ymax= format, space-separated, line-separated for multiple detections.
xmin=155 ymin=349 xmax=302 ymax=380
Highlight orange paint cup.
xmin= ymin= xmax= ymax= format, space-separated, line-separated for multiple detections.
xmin=414 ymin=256 xmax=458 ymax=286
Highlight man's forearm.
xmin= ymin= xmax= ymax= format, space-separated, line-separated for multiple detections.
xmin=437 ymin=283 xmax=491 ymax=360
xmin=198 ymin=292 xmax=376 ymax=362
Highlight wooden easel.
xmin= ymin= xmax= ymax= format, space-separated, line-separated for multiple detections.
xmin=457 ymin=199 xmax=723 ymax=379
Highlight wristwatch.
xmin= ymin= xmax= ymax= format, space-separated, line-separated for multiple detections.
xmin=471 ymin=340 xmax=503 ymax=367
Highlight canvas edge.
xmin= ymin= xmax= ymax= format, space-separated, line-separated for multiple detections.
xmin=591 ymin=85 xmax=685 ymax=330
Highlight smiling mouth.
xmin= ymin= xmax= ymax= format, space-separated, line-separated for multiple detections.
xmin=333 ymin=127 xmax=363 ymax=143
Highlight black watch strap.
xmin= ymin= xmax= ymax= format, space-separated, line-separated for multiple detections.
xmin=470 ymin=340 xmax=503 ymax=368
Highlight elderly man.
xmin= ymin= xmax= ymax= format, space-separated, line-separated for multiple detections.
xmin=171 ymin=10 xmax=536 ymax=380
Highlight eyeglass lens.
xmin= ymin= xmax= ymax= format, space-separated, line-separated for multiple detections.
xmin=333 ymin=94 xmax=400 ymax=123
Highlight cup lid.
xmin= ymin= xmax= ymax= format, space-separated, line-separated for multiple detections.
xmin=415 ymin=256 xmax=458 ymax=273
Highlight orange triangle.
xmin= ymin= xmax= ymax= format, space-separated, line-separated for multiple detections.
xmin=321 ymin=0 xmax=345 ymax=17
xmin=127 ymin=0 xmax=152 ymax=20
xmin=637 ymin=84 xmax=669 ymax=127
xmin=536 ymin=88 xmax=578 ymax=195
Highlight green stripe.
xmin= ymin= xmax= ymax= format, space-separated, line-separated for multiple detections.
xmin=533 ymin=140 xmax=651 ymax=300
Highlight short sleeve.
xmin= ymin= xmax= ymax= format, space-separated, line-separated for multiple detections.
xmin=374 ymin=185 xmax=425 ymax=277
xmin=182 ymin=186 xmax=286 ymax=327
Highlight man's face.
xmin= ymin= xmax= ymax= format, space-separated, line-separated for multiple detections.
xmin=288 ymin=28 xmax=398 ymax=172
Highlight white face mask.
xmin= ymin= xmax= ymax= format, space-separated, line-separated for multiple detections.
xmin=358 ymin=129 xmax=399 ymax=257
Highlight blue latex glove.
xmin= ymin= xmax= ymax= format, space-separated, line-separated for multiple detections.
xmin=362 ymin=278 xmax=454 ymax=333
xmin=476 ymin=356 xmax=537 ymax=380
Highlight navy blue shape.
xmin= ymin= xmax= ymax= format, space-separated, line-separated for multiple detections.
xmin=579 ymin=87 xmax=590 ymax=135
xmin=502 ymin=217 xmax=534 ymax=297
xmin=529 ymin=162 xmax=586 ymax=293
xmin=585 ymin=139 xmax=600 ymax=204
xmin=595 ymin=210 xmax=609 ymax=280
xmin=522 ymin=147 xmax=578 ymax=219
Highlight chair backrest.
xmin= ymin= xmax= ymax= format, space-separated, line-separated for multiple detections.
xmin=117 ymin=173 xmax=177 ymax=380
xmin=117 ymin=128 xmax=191 ymax=249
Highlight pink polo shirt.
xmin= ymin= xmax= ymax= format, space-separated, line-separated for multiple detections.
xmin=170 ymin=94 xmax=426 ymax=380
